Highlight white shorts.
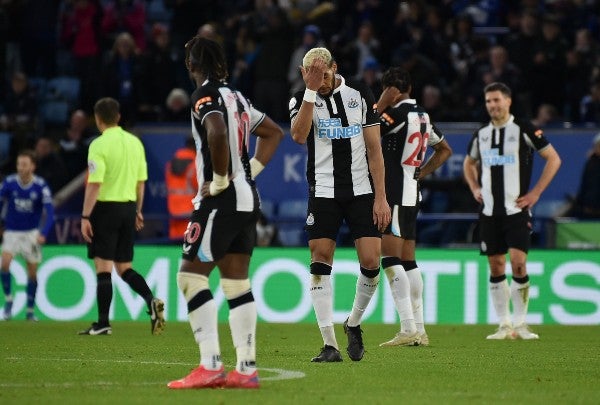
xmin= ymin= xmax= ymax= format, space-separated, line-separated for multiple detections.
xmin=1 ymin=230 xmax=42 ymax=263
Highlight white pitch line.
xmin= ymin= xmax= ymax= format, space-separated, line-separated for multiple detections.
xmin=4 ymin=357 xmax=306 ymax=383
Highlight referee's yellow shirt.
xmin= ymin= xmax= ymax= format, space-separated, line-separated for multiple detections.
xmin=87 ymin=126 xmax=148 ymax=202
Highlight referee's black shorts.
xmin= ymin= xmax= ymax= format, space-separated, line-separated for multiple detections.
xmin=87 ymin=201 xmax=137 ymax=262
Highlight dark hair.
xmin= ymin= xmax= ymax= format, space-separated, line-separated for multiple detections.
xmin=484 ymin=82 xmax=512 ymax=98
xmin=185 ymin=36 xmax=228 ymax=81
xmin=17 ymin=149 xmax=37 ymax=164
xmin=381 ymin=67 xmax=412 ymax=93
xmin=94 ymin=97 xmax=120 ymax=125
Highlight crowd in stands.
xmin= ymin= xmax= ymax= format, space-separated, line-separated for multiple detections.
xmin=1 ymin=0 xmax=600 ymax=191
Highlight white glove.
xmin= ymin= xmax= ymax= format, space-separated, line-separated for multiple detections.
xmin=209 ymin=173 xmax=230 ymax=196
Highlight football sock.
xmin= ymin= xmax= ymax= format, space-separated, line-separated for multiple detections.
xmin=1 ymin=271 xmax=12 ymax=300
xmin=404 ymin=262 xmax=426 ymax=334
xmin=222 ymin=278 xmax=257 ymax=375
xmin=511 ymin=275 xmax=530 ymax=326
xmin=489 ymin=275 xmax=511 ymax=327
xmin=309 ymin=262 xmax=337 ymax=349
xmin=383 ymin=258 xmax=416 ymax=333
xmin=121 ymin=268 xmax=153 ymax=309
xmin=347 ymin=267 xmax=380 ymax=327
xmin=26 ymin=278 xmax=37 ymax=310
xmin=177 ymin=272 xmax=222 ymax=370
xmin=97 ymin=272 xmax=112 ymax=326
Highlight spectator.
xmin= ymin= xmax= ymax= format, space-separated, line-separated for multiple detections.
xmin=580 ymin=80 xmax=600 ymax=125
xmin=358 ymin=57 xmax=382 ymax=100
xmin=101 ymin=0 xmax=147 ymax=52
xmin=101 ymin=32 xmax=144 ymax=128
xmin=530 ymin=15 xmax=569 ymax=113
xmin=251 ymin=5 xmax=293 ymax=122
xmin=138 ymin=23 xmax=177 ymax=121
xmin=34 ymin=136 xmax=69 ymax=193
xmin=531 ymin=103 xmax=559 ymax=128
xmin=421 ymin=84 xmax=454 ymax=122
xmin=0 ymin=72 xmax=39 ymax=165
xmin=288 ymin=24 xmax=324 ymax=96
xmin=569 ymin=133 xmax=600 ymax=219
xmin=59 ymin=109 xmax=96 ymax=182
xmin=163 ymin=88 xmax=190 ymax=122
xmin=59 ymin=0 xmax=103 ymax=112
xmin=164 ymin=136 xmax=196 ymax=241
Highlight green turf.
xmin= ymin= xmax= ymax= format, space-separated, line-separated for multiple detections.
xmin=0 ymin=322 xmax=598 ymax=404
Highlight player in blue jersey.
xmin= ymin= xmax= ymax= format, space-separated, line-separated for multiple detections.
xmin=0 ymin=150 xmax=54 ymax=321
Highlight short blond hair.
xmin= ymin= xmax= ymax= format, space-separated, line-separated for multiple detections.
xmin=302 ymin=47 xmax=333 ymax=68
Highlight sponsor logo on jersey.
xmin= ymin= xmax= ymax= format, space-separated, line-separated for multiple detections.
xmin=381 ymin=112 xmax=394 ymax=125
xmin=194 ymin=96 xmax=213 ymax=112
xmin=482 ymin=149 xmax=515 ymax=166
xmin=316 ymin=118 xmax=361 ymax=139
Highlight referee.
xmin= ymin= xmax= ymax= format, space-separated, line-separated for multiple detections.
xmin=79 ymin=97 xmax=165 ymax=336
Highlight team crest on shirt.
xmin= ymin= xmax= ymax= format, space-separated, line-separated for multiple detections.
xmin=481 ymin=241 xmax=487 ymax=252
xmin=289 ymin=97 xmax=297 ymax=110
xmin=306 ymin=213 xmax=314 ymax=226
xmin=88 ymin=160 xmax=97 ymax=174
xmin=30 ymin=191 xmax=37 ymax=200
xmin=315 ymin=101 xmax=324 ymax=108
xmin=347 ymin=98 xmax=359 ymax=108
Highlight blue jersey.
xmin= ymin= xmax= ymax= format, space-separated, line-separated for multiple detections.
xmin=0 ymin=174 xmax=55 ymax=236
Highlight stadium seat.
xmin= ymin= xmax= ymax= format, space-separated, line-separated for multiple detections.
xmin=0 ymin=131 xmax=11 ymax=164
xmin=278 ymin=224 xmax=306 ymax=246
xmin=277 ymin=199 xmax=307 ymax=220
xmin=42 ymin=100 xmax=70 ymax=125
xmin=260 ymin=199 xmax=276 ymax=219
xmin=46 ymin=76 xmax=81 ymax=105
xmin=28 ymin=76 xmax=48 ymax=99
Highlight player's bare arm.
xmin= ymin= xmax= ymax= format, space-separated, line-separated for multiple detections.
xmin=463 ymin=156 xmax=483 ymax=204
xmin=135 ymin=181 xmax=145 ymax=231
xmin=376 ymin=86 xmax=401 ymax=114
xmin=252 ymin=116 xmax=284 ymax=178
xmin=516 ymin=144 xmax=561 ymax=209
xmin=81 ymin=182 xmax=101 ymax=242
xmin=364 ymin=125 xmax=391 ymax=231
xmin=419 ymin=139 xmax=453 ymax=179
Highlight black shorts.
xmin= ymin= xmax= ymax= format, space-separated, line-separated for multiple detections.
xmin=383 ymin=204 xmax=418 ymax=240
xmin=305 ymin=194 xmax=380 ymax=241
xmin=479 ymin=211 xmax=532 ymax=255
xmin=182 ymin=189 xmax=259 ymax=262
xmin=87 ymin=201 xmax=136 ymax=262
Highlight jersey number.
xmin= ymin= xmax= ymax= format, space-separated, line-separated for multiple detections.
xmin=403 ymin=131 xmax=429 ymax=167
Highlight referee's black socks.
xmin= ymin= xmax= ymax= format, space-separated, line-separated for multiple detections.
xmin=122 ymin=268 xmax=153 ymax=309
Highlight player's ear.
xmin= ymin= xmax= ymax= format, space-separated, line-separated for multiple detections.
xmin=331 ymin=62 xmax=337 ymax=73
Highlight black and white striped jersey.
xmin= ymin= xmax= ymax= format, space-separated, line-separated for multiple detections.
xmin=466 ymin=115 xmax=550 ymax=216
xmin=289 ymin=75 xmax=379 ymax=199
xmin=379 ymin=99 xmax=444 ymax=207
xmin=190 ymin=79 xmax=265 ymax=211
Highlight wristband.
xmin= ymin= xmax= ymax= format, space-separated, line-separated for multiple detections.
xmin=81 ymin=215 xmax=90 ymax=220
xmin=249 ymin=157 xmax=265 ymax=179
xmin=303 ymin=89 xmax=317 ymax=103
xmin=209 ymin=173 xmax=230 ymax=196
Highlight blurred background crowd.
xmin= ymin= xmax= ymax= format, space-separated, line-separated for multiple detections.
xmin=0 ymin=0 xmax=599 ymax=246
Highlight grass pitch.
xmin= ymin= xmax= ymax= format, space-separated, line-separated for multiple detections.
xmin=0 ymin=321 xmax=598 ymax=404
